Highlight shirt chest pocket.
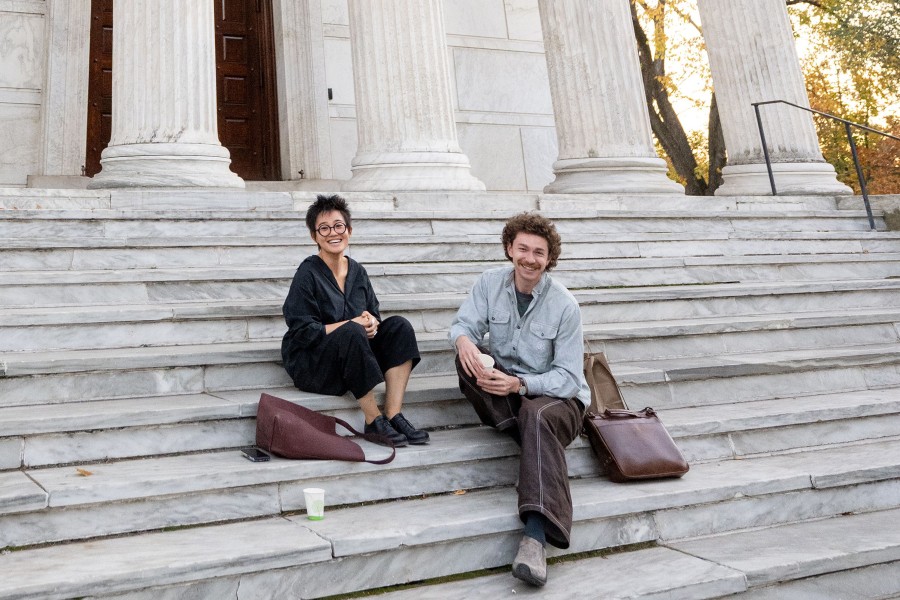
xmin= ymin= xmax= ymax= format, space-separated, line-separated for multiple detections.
xmin=488 ymin=309 xmax=511 ymax=344
xmin=526 ymin=321 xmax=558 ymax=356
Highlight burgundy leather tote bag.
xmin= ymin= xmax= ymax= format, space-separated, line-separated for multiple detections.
xmin=255 ymin=393 xmax=395 ymax=464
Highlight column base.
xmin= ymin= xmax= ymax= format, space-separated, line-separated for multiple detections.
xmin=88 ymin=143 xmax=245 ymax=189
xmin=342 ymin=152 xmax=485 ymax=192
xmin=543 ymin=157 xmax=684 ymax=194
xmin=715 ymin=162 xmax=852 ymax=196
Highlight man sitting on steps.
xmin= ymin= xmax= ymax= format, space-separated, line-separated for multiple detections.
xmin=449 ymin=212 xmax=589 ymax=587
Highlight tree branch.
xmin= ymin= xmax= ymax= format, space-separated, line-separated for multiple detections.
xmin=669 ymin=3 xmax=702 ymax=34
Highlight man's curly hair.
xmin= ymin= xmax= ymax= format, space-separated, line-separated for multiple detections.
xmin=501 ymin=212 xmax=562 ymax=271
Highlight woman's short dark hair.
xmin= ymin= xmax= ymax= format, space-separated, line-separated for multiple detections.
xmin=305 ymin=194 xmax=352 ymax=235
xmin=501 ymin=212 xmax=562 ymax=271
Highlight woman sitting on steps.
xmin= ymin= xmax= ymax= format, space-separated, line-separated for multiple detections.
xmin=280 ymin=194 xmax=429 ymax=447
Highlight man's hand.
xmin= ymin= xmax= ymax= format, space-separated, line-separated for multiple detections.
xmin=476 ymin=370 xmax=519 ymax=396
xmin=455 ymin=335 xmax=485 ymax=378
xmin=456 ymin=336 xmax=520 ymax=395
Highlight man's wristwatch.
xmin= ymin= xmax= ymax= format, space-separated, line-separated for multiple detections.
xmin=517 ymin=376 xmax=528 ymax=396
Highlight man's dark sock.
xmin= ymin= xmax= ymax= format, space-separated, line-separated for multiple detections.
xmin=523 ymin=511 xmax=547 ymax=547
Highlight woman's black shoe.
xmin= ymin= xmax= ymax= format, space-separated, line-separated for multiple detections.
xmin=365 ymin=415 xmax=408 ymax=447
xmin=389 ymin=413 xmax=430 ymax=445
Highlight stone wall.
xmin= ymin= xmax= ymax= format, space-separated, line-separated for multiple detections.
xmin=0 ymin=0 xmax=45 ymax=187
xmin=321 ymin=0 xmax=556 ymax=191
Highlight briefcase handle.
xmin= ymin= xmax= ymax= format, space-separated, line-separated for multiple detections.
xmin=596 ymin=407 xmax=657 ymax=419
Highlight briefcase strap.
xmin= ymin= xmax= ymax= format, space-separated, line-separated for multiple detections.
xmin=334 ymin=416 xmax=396 ymax=465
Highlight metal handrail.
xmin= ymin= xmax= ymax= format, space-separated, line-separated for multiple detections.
xmin=751 ymin=99 xmax=900 ymax=231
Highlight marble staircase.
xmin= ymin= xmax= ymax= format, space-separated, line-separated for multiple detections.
xmin=1 ymin=190 xmax=899 ymax=598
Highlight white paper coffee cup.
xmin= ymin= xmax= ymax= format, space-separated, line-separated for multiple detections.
xmin=303 ymin=487 xmax=325 ymax=520
xmin=478 ymin=354 xmax=495 ymax=369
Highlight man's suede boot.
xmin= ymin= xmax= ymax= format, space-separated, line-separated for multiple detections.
xmin=511 ymin=535 xmax=547 ymax=586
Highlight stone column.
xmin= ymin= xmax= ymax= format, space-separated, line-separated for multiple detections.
xmin=342 ymin=0 xmax=484 ymax=192
xmin=537 ymin=0 xmax=683 ymax=194
xmin=39 ymin=0 xmax=91 ymax=178
xmin=273 ymin=0 xmax=332 ymax=181
xmin=89 ymin=0 xmax=243 ymax=188
xmin=698 ymin=0 xmax=850 ymax=196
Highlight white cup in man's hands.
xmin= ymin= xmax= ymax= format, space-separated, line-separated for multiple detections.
xmin=478 ymin=354 xmax=495 ymax=370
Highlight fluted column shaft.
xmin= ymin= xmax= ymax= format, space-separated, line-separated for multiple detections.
xmin=343 ymin=0 xmax=484 ymax=191
xmin=89 ymin=0 xmax=243 ymax=188
xmin=698 ymin=0 xmax=849 ymax=195
xmin=40 ymin=0 xmax=91 ymax=177
xmin=537 ymin=0 xmax=682 ymax=194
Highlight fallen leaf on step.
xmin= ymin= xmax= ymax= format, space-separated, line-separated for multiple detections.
xmin=453 ymin=489 xmax=466 ymax=495
xmin=75 ymin=468 xmax=94 ymax=477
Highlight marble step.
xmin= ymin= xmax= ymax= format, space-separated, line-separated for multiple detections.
xmin=667 ymin=509 xmax=900 ymax=592
xmin=0 ymin=336 xmax=454 ymax=379
xmin=370 ymin=546 xmax=747 ymax=600
xmin=661 ymin=388 xmax=900 ymax=462
xmin=3 ymin=290 xmax=899 ymax=358
xmin=1 ymin=427 xmax=592 ymax=548
xmin=617 ymin=341 xmax=900 ymax=409
xmin=368 ymin=253 xmax=900 ymax=295
xmin=0 ymin=324 xmax=895 ymax=404
xmin=2 ymin=277 xmax=898 ymax=335
xmin=4 ymin=252 xmax=900 ymax=308
xmin=716 ymin=560 xmax=900 ymax=599
xmin=2 ymin=444 xmax=897 ymax=599
xmin=0 ymin=518 xmax=332 ymax=600
xmin=2 ymin=430 xmax=899 ymax=555
xmin=0 ymin=204 xmax=872 ymax=220
xmin=6 ymin=229 xmax=898 ymax=248
xmin=0 ymin=208 xmax=882 ymax=241
xmin=2 ymin=377 xmax=898 ymax=471
xmin=2 ymin=338 xmax=898 ymax=408
xmin=589 ymin=308 xmax=900 ymax=363
xmin=575 ymin=278 xmax=900 ymax=327
xmin=0 ymin=374 xmax=468 ymax=468
xmin=368 ymin=510 xmax=900 ymax=600
xmin=3 ymin=280 xmax=900 ymax=333
xmin=4 ymin=230 xmax=900 ymax=272
xmin=0 ymin=187 xmax=859 ymax=212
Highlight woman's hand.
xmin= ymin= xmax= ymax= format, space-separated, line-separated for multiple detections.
xmin=325 ymin=312 xmax=378 ymax=338
xmin=354 ymin=311 xmax=379 ymax=339
xmin=476 ymin=370 xmax=518 ymax=396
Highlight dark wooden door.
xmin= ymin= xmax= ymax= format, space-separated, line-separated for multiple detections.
xmin=85 ymin=0 xmax=281 ymax=180
xmin=215 ymin=0 xmax=280 ymax=181
xmin=85 ymin=0 xmax=113 ymax=177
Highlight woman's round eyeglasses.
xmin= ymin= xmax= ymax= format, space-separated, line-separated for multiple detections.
xmin=316 ymin=222 xmax=347 ymax=236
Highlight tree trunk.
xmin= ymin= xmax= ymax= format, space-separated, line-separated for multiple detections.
xmin=707 ymin=92 xmax=726 ymax=194
xmin=630 ymin=2 xmax=708 ymax=195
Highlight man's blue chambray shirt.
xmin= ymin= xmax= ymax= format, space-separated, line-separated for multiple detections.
xmin=449 ymin=266 xmax=590 ymax=406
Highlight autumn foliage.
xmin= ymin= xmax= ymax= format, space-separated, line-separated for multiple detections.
xmin=632 ymin=0 xmax=900 ymax=195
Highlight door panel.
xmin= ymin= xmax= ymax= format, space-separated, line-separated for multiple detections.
xmin=85 ymin=0 xmax=281 ymax=181
xmin=215 ymin=0 xmax=281 ymax=181
xmin=85 ymin=0 xmax=113 ymax=177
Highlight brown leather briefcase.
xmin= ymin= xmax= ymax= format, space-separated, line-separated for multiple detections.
xmin=583 ymin=407 xmax=689 ymax=482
